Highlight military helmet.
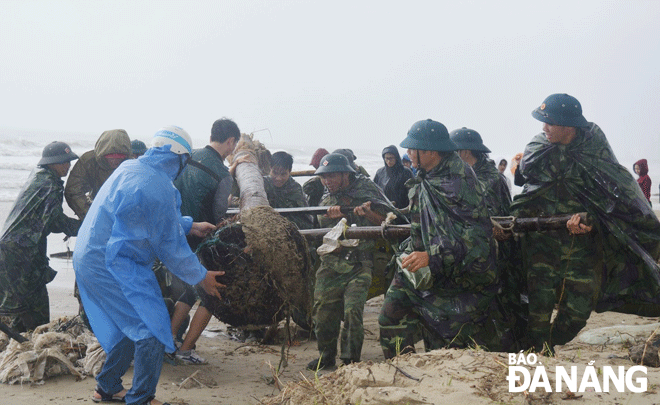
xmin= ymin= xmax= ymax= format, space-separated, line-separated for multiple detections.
xmin=532 ymin=93 xmax=588 ymax=127
xmin=449 ymin=127 xmax=491 ymax=153
xmin=314 ymin=153 xmax=356 ymax=175
xmin=151 ymin=125 xmax=192 ymax=155
xmin=38 ymin=141 xmax=79 ymax=166
xmin=131 ymin=139 xmax=148 ymax=156
xmin=400 ymin=119 xmax=457 ymax=152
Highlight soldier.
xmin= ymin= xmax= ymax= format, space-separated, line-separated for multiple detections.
xmin=0 ymin=142 xmax=81 ymax=332
xmin=450 ymin=128 xmax=511 ymax=216
xmin=307 ymin=153 xmax=395 ymax=370
xmin=379 ymin=119 xmax=507 ymax=359
xmin=264 ymin=151 xmax=313 ymax=230
xmin=333 ymin=148 xmax=371 ymax=177
xmin=450 ymin=128 xmax=522 ymax=341
xmin=511 ymin=93 xmax=660 ymax=354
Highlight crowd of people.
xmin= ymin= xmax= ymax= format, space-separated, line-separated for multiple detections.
xmin=1 ymin=94 xmax=659 ymax=405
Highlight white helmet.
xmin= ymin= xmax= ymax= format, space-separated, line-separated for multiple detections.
xmin=151 ymin=125 xmax=192 ymax=155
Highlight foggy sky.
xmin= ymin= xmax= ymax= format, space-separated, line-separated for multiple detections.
xmin=1 ymin=0 xmax=659 ymax=162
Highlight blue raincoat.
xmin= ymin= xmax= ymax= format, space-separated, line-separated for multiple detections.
xmin=73 ymin=146 xmax=207 ymax=354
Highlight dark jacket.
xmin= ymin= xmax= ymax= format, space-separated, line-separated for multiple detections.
xmin=65 ymin=129 xmax=131 ymax=219
xmin=373 ymin=145 xmax=414 ymax=209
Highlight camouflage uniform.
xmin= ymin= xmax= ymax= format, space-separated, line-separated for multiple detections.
xmin=264 ymin=176 xmax=313 ymax=230
xmin=379 ymin=153 xmax=506 ymax=359
xmin=303 ymin=176 xmax=325 ymax=207
xmin=0 ymin=167 xmax=80 ymax=332
xmin=313 ymin=174 xmax=394 ymax=364
xmin=511 ymin=123 xmax=660 ymax=352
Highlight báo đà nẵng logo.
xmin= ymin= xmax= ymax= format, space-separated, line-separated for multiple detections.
xmin=506 ymin=352 xmax=647 ymax=393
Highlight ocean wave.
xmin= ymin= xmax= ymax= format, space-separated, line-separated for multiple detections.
xmin=0 ymin=161 xmax=38 ymax=171
xmin=0 ymin=129 xmax=96 ymax=156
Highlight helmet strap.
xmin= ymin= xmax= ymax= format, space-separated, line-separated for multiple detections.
xmin=416 ymin=150 xmax=426 ymax=179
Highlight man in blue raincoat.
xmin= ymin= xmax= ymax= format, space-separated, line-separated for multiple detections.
xmin=73 ymin=126 xmax=225 ymax=405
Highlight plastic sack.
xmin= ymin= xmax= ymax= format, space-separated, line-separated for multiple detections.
xmin=316 ymin=218 xmax=359 ymax=256
xmin=396 ymin=253 xmax=433 ymax=290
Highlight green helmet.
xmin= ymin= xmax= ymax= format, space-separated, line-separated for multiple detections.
xmin=532 ymin=93 xmax=588 ymax=127
xmin=38 ymin=141 xmax=79 ymax=166
xmin=314 ymin=153 xmax=356 ymax=175
xmin=449 ymin=127 xmax=491 ymax=153
xmin=400 ymin=119 xmax=457 ymax=152
xmin=131 ymin=139 xmax=148 ymax=155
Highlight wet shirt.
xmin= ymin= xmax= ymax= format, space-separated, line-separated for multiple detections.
xmin=0 ymin=167 xmax=80 ymax=314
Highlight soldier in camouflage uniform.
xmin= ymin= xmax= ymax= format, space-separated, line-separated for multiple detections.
xmin=450 ymin=127 xmax=523 ymax=342
xmin=511 ymin=94 xmax=660 ymax=354
xmin=450 ymin=127 xmax=511 ymax=216
xmin=0 ymin=142 xmax=81 ymax=332
xmin=307 ymin=153 xmax=395 ymax=370
xmin=379 ymin=119 xmax=508 ymax=359
xmin=264 ymin=151 xmax=313 ymax=230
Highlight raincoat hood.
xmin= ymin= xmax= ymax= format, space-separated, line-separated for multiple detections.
xmin=139 ymin=145 xmax=187 ymax=181
xmin=634 ymin=159 xmax=649 ymax=177
xmin=381 ymin=145 xmax=403 ymax=167
xmin=94 ymin=129 xmax=131 ymax=170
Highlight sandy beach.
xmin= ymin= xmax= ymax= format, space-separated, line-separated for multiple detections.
xmin=0 ymin=205 xmax=659 ymax=404
xmin=2 ymin=288 xmax=660 ymax=405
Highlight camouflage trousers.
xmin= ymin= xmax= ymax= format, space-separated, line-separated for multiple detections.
xmin=312 ymin=253 xmax=372 ymax=363
xmin=4 ymin=284 xmax=50 ymax=333
xmin=379 ymin=274 xmax=504 ymax=359
xmin=522 ymin=230 xmax=599 ymax=352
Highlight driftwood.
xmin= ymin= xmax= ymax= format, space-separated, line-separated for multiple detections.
xmin=298 ymin=212 xmax=589 ymax=241
xmin=197 ymin=134 xmax=312 ymax=330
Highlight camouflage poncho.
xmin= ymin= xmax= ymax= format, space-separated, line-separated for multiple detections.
xmin=403 ymin=152 xmax=498 ymax=295
xmin=511 ymin=123 xmax=660 ymax=313
xmin=471 ymin=156 xmax=511 ymax=216
xmin=263 ymin=176 xmax=313 ymax=230
xmin=0 ymin=167 xmax=81 ymax=314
